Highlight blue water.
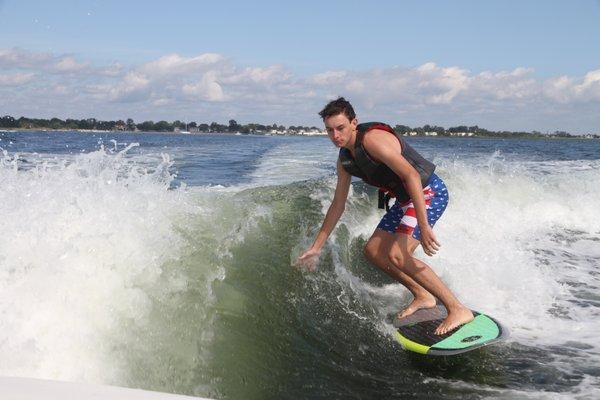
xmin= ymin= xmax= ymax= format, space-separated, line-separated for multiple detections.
xmin=1 ymin=130 xmax=599 ymax=399
xmin=4 ymin=131 xmax=599 ymax=185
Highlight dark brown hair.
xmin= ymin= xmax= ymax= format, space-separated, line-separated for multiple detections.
xmin=318 ymin=97 xmax=356 ymax=121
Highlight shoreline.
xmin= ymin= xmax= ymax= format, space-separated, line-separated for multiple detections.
xmin=1 ymin=128 xmax=597 ymax=140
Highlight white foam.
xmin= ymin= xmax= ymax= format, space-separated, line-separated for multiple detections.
xmin=249 ymin=139 xmax=336 ymax=187
xmin=430 ymin=159 xmax=600 ymax=347
xmin=318 ymin=154 xmax=600 ymax=392
xmin=0 ymin=146 xmax=196 ymax=385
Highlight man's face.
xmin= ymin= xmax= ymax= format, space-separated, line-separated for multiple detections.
xmin=324 ymin=114 xmax=357 ymax=148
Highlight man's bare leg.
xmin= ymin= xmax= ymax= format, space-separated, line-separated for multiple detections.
xmin=390 ymin=234 xmax=474 ymax=335
xmin=364 ymin=229 xmax=437 ymax=319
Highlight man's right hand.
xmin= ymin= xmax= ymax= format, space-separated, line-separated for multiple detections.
xmin=294 ymin=248 xmax=321 ymax=271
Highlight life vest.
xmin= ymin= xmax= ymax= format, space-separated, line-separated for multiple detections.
xmin=338 ymin=122 xmax=436 ymax=208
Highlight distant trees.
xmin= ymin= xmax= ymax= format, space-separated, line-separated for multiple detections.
xmin=228 ymin=119 xmax=239 ymax=132
xmin=393 ymin=124 xmax=410 ymax=135
xmin=1 ymin=115 xmax=18 ymax=128
xmin=136 ymin=121 xmax=154 ymax=131
xmin=1 ymin=113 xmax=597 ymax=138
xmin=154 ymin=121 xmax=172 ymax=131
xmin=0 ymin=115 xmax=122 ymax=130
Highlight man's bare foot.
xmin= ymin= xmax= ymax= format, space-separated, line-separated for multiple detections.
xmin=397 ymin=293 xmax=437 ymax=319
xmin=434 ymin=306 xmax=474 ymax=335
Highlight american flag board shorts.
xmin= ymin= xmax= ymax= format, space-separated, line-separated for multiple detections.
xmin=376 ymin=173 xmax=449 ymax=240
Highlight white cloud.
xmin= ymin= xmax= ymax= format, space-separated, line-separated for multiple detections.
xmin=417 ymin=64 xmax=469 ymax=104
xmin=0 ymin=47 xmax=117 ymax=79
xmin=87 ymin=72 xmax=150 ymax=103
xmin=544 ymin=75 xmax=573 ymax=103
xmin=139 ymin=53 xmax=225 ymax=78
xmin=310 ymin=64 xmax=471 ymax=107
xmin=345 ymin=80 xmax=365 ymax=93
xmin=0 ymin=72 xmax=35 ymax=86
xmin=52 ymin=84 xmax=70 ymax=95
xmin=221 ymin=65 xmax=290 ymax=85
xmin=152 ymin=98 xmax=173 ymax=107
xmin=182 ymin=72 xmax=226 ymax=102
xmin=0 ymin=48 xmax=53 ymax=69
xmin=311 ymin=70 xmax=347 ymax=85
xmin=97 ymin=63 xmax=124 ymax=77
xmin=471 ymin=68 xmax=538 ymax=100
xmin=1 ymin=47 xmax=599 ymax=133
xmin=578 ymin=70 xmax=600 ymax=100
xmin=53 ymin=57 xmax=90 ymax=74
xmin=544 ymin=69 xmax=600 ymax=103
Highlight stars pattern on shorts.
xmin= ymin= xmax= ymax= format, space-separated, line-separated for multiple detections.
xmin=377 ymin=174 xmax=449 ymax=240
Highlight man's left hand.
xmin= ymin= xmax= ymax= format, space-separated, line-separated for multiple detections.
xmin=420 ymin=225 xmax=440 ymax=256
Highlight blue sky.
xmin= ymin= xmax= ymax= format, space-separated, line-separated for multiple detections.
xmin=1 ymin=0 xmax=599 ymax=133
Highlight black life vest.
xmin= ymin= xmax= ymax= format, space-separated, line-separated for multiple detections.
xmin=339 ymin=122 xmax=436 ymax=207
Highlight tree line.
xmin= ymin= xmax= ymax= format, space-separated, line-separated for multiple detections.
xmin=1 ymin=114 xmax=596 ymax=138
xmin=0 ymin=115 xmax=319 ymax=134
xmin=392 ymin=124 xmax=598 ymax=139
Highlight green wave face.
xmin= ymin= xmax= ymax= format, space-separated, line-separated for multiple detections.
xmin=195 ymin=182 xmax=397 ymax=399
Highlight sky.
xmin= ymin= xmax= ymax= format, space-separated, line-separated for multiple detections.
xmin=1 ymin=0 xmax=599 ymax=133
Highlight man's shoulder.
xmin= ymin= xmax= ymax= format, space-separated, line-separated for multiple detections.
xmin=361 ymin=123 xmax=402 ymax=156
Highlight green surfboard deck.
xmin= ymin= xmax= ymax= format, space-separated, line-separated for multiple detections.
xmin=393 ymin=305 xmax=509 ymax=356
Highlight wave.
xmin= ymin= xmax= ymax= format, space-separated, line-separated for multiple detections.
xmin=0 ymin=145 xmax=210 ymax=391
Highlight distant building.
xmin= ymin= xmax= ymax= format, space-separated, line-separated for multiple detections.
xmin=450 ymin=132 xmax=474 ymax=137
xmin=297 ymin=128 xmax=325 ymax=136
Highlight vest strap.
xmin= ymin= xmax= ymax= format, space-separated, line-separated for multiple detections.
xmin=378 ymin=189 xmax=393 ymax=211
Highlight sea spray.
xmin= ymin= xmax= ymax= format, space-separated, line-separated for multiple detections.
xmin=0 ymin=145 xmax=211 ymax=391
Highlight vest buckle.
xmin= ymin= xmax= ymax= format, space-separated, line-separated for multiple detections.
xmin=378 ymin=189 xmax=393 ymax=211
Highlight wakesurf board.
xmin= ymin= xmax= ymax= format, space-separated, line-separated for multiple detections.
xmin=393 ymin=305 xmax=509 ymax=356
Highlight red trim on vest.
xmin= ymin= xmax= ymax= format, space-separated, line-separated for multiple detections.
xmin=361 ymin=123 xmax=402 ymax=147
xmin=365 ymin=123 xmax=395 ymax=135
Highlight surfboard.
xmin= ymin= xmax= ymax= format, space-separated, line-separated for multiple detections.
xmin=393 ymin=305 xmax=509 ymax=356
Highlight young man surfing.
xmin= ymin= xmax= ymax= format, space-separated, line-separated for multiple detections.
xmin=296 ymin=97 xmax=473 ymax=335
